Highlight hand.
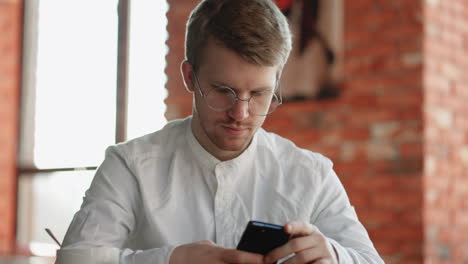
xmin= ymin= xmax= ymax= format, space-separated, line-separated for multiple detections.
xmin=169 ymin=240 xmax=265 ymax=264
xmin=264 ymin=221 xmax=338 ymax=264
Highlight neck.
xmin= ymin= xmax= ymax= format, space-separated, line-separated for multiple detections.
xmin=191 ymin=115 xmax=249 ymax=161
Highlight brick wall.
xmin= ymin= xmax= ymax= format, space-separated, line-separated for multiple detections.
xmin=424 ymin=0 xmax=468 ymax=263
xmin=338 ymin=1 xmax=424 ymax=263
xmin=165 ymin=0 xmax=424 ymax=263
xmin=164 ymin=0 xmax=198 ymax=120
xmin=0 ymin=0 xmax=22 ymax=255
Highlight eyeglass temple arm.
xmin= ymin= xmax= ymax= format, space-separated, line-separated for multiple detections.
xmin=192 ymin=70 xmax=206 ymax=97
xmin=276 ymin=73 xmax=283 ymax=104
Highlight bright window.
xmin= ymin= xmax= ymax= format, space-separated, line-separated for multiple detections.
xmin=34 ymin=0 xmax=118 ymax=169
xmin=17 ymin=0 xmax=169 ymax=256
xmin=127 ymin=0 xmax=168 ymax=139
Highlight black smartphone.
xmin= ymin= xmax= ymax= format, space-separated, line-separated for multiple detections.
xmin=236 ymin=221 xmax=290 ymax=255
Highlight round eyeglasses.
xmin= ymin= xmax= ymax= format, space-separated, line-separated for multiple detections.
xmin=192 ymin=71 xmax=282 ymax=116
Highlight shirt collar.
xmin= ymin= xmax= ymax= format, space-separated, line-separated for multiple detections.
xmin=185 ymin=116 xmax=258 ymax=171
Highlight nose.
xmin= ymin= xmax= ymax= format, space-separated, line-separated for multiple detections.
xmin=228 ymin=98 xmax=250 ymax=121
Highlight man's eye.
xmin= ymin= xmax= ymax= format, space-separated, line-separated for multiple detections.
xmin=252 ymin=90 xmax=270 ymax=97
xmin=215 ymin=87 xmax=233 ymax=94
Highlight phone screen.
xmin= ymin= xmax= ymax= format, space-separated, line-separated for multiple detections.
xmin=236 ymin=221 xmax=290 ymax=255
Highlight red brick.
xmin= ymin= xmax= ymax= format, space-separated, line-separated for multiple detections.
xmin=347 ymin=109 xmax=400 ymax=126
xmin=306 ymin=144 xmax=341 ymax=160
xmin=372 ymin=158 xmax=422 ymax=175
xmin=347 ymin=192 xmax=371 ymax=208
xmin=370 ymin=225 xmax=422 ymax=241
xmin=348 ymin=174 xmax=396 ymax=192
xmin=380 ymin=23 xmax=423 ymax=42
xmin=400 ymin=143 xmax=423 ymax=159
xmin=340 ymin=127 xmax=371 ymax=141
xmin=424 ymin=1 xmax=468 ymax=258
xmin=400 ymin=208 xmax=423 ymax=226
xmin=335 ymin=161 xmax=370 ymax=177
xmin=399 ymin=241 xmax=424 ymax=258
xmin=344 ymin=28 xmax=374 ymax=47
xmin=0 ymin=0 xmax=21 ymax=255
xmin=425 ymin=209 xmax=452 ymax=228
xmin=345 ymin=42 xmax=398 ymax=59
xmin=358 ymin=209 xmax=399 ymax=227
xmin=340 ymin=95 xmax=378 ymax=107
xmin=397 ymin=175 xmax=422 ymax=191
xmin=370 ymin=190 xmax=422 ymax=210
xmin=376 ymin=91 xmax=423 ymax=108
xmin=375 ymin=240 xmax=401 ymax=255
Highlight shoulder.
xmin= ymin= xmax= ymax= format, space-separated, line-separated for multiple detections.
xmin=257 ymin=128 xmax=332 ymax=168
xmin=257 ymin=128 xmax=334 ymax=180
xmin=256 ymin=129 xmax=339 ymax=218
xmin=108 ymin=118 xmax=189 ymax=162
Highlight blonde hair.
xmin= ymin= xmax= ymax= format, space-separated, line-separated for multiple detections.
xmin=185 ymin=0 xmax=292 ymax=71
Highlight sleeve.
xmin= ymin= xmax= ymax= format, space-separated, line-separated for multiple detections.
xmin=60 ymin=146 xmax=177 ymax=264
xmin=310 ymin=167 xmax=385 ymax=264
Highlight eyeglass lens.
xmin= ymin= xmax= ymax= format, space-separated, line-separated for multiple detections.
xmin=205 ymin=87 xmax=279 ymax=116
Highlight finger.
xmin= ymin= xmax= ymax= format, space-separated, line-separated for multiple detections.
xmin=221 ymin=248 xmax=265 ymax=264
xmin=280 ymin=247 xmax=325 ymax=264
xmin=284 ymin=221 xmax=318 ymax=237
xmin=197 ymin=240 xmax=215 ymax=246
xmin=314 ymin=259 xmax=334 ymax=264
xmin=265 ymin=235 xmax=319 ymax=264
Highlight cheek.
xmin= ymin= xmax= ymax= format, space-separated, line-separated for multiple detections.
xmin=252 ymin=115 xmax=267 ymax=127
xmin=194 ymin=96 xmax=211 ymax=118
xmin=196 ymin=103 xmax=225 ymax=125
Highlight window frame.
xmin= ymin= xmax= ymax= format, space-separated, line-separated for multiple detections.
xmin=18 ymin=0 xmax=131 ymax=175
xmin=16 ymin=0 xmax=132 ymax=250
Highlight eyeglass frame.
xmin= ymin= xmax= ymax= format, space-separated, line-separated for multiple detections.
xmin=191 ymin=69 xmax=283 ymax=116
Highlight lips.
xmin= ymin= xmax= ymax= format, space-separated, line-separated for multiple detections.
xmin=222 ymin=125 xmax=247 ymax=136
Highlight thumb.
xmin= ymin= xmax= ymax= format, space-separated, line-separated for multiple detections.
xmin=197 ymin=240 xmax=216 ymax=246
xmin=315 ymin=259 xmax=334 ymax=264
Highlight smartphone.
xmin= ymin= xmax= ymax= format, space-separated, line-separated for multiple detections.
xmin=236 ymin=221 xmax=290 ymax=255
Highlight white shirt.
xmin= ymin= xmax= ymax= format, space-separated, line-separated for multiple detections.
xmin=62 ymin=117 xmax=384 ymax=264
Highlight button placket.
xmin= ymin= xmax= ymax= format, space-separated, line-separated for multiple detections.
xmin=215 ymin=162 xmax=242 ymax=247
xmin=214 ymin=163 xmax=229 ymax=246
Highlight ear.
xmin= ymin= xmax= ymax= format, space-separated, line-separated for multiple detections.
xmin=181 ymin=60 xmax=195 ymax=93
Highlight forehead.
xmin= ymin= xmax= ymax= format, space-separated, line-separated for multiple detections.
xmin=197 ymin=39 xmax=279 ymax=89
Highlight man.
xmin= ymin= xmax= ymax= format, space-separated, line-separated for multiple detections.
xmin=62 ymin=0 xmax=384 ymax=263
